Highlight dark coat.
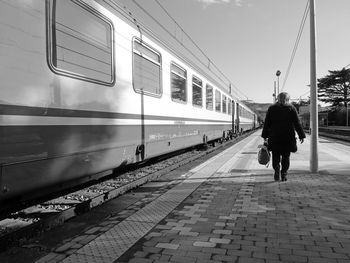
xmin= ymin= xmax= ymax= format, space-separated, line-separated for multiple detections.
xmin=261 ymin=103 xmax=305 ymax=153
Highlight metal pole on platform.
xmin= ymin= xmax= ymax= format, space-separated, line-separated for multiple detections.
xmin=310 ymin=0 xmax=319 ymax=173
xmin=347 ymin=102 xmax=348 ymax=126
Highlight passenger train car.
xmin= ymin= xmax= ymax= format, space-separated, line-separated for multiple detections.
xmin=0 ymin=0 xmax=257 ymax=206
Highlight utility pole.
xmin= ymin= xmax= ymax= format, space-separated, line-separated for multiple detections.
xmin=345 ymin=65 xmax=350 ymax=126
xmin=310 ymin=0 xmax=318 ymax=173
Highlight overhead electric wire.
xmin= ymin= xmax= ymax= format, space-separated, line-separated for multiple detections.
xmin=103 ymin=0 xmax=235 ymax=97
xmin=153 ymin=0 xmax=249 ymax=100
xmin=131 ymin=0 xmax=233 ymax=93
xmin=281 ymin=0 xmax=309 ymax=91
xmin=299 ymin=90 xmax=311 ymax=100
xmin=297 ymin=62 xmax=350 ymax=101
xmin=154 ymin=0 xmax=206 ymax=62
xmin=105 ymin=0 xmax=249 ymax=100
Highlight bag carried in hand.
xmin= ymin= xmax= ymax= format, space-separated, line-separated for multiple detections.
xmin=258 ymin=142 xmax=270 ymax=166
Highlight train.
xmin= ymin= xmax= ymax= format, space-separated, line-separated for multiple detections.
xmin=0 ymin=0 xmax=258 ymax=207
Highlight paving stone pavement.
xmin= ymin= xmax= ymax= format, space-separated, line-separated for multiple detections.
xmin=117 ymin=171 xmax=350 ymax=263
xmin=29 ymin=133 xmax=350 ymax=263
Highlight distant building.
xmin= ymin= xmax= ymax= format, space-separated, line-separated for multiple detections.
xmin=298 ymin=104 xmax=330 ymax=128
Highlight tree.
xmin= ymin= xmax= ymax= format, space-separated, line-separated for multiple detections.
xmin=317 ymin=68 xmax=350 ymax=109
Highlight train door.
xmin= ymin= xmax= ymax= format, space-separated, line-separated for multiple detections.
xmin=132 ymin=38 xmax=162 ymax=160
xmin=231 ymin=100 xmax=236 ymax=134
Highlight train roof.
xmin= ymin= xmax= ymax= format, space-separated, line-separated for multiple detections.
xmin=98 ymin=0 xmax=246 ymax=102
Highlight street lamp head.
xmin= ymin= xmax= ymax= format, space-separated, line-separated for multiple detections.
xmin=276 ymin=70 xmax=281 ymax=77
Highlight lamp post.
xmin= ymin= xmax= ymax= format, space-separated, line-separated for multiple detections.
xmin=310 ymin=0 xmax=318 ymax=173
xmin=276 ymin=70 xmax=281 ymax=95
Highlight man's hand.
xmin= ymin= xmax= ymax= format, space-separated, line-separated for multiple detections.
xmin=300 ymin=138 xmax=304 ymax=144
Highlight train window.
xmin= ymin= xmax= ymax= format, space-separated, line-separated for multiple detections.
xmin=133 ymin=39 xmax=162 ymax=96
xmin=47 ymin=0 xmax=114 ymax=85
xmin=171 ymin=62 xmax=187 ymax=103
xmin=192 ymin=76 xmax=203 ymax=107
xmin=206 ymin=84 xmax=213 ymax=110
xmin=228 ymin=99 xmax=232 ymax=115
xmin=215 ymin=90 xmax=221 ymax=112
xmin=222 ymin=95 xmax=227 ymax=114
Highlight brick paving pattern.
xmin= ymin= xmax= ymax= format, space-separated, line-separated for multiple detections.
xmin=117 ymin=172 xmax=350 ymax=263
xmin=31 ymin=134 xmax=350 ymax=263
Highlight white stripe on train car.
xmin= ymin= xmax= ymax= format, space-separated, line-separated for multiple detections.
xmin=0 ymin=115 xmax=231 ymax=126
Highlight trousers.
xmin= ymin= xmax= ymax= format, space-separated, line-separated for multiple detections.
xmin=272 ymin=151 xmax=291 ymax=175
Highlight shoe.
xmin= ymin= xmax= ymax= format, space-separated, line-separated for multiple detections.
xmin=281 ymin=172 xmax=287 ymax=181
xmin=274 ymin=171 xmax=280 ymax=181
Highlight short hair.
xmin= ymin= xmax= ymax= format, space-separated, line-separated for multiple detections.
xmin=277 ymin=92 xmax=290 ymax=105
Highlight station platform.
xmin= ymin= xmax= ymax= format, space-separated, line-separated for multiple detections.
xmin=8 ymin=131 xmax=350 ymax=262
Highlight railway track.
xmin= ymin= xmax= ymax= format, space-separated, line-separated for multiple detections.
xmin=0 ymin=132 xmax=253 ymax=252
xmin=304 ymin=127 xmax=350 ymax=143
xmin=318 ymin=127 xmax=350 ymax=143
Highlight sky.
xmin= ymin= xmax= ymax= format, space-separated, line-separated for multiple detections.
xmin=120 ymin=0 xmax=350 ymax=104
